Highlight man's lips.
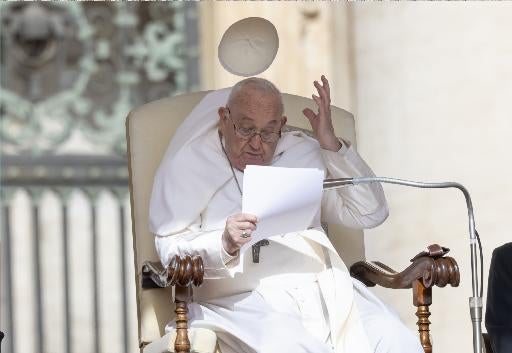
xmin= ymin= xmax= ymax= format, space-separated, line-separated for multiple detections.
xmin=243 ymin=152 xmax=263 ymax=162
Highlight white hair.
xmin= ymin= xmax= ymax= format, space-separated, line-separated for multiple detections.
xmin=227 ymin=77 xmax=284 ymax=116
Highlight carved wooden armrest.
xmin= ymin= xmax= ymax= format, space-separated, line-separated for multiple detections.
xmin=349 ymin=244 xmax=460 ymax=289
xmin=142 ymin=255 xmax=204 ymax=289
xmin=349 ymin=244 xmax=460 ymax=353
xmin=142 ymin=255 xmax=204 ymax=353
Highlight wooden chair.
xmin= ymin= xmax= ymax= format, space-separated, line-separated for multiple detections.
xmin=126 ymin=91 xmax=460 ymax=353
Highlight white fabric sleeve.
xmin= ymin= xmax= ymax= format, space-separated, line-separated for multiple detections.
xmin=154 ymin=218 xmax=241 ymax=279
xmin=320 ymin=140 xmax=389 ymax=229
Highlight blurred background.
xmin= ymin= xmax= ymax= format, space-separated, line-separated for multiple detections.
xmin=1 ymin=2 xmax=511 ymax=353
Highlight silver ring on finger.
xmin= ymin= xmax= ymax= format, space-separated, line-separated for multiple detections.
xmin=240 ymin=230 xmax=250 ymax=238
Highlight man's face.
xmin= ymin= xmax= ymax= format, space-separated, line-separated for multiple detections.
xmin=218 ymin=88 xmax=286 ymax=171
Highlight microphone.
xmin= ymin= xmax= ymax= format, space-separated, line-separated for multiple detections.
xmin=324 ymin=176 xmax=484 ymax=353
xmin=323 ymin=177 xmax=354 ymax=189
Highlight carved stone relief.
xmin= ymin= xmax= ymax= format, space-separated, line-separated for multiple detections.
xmin=0 ymin=2 xmax=198 ymax=155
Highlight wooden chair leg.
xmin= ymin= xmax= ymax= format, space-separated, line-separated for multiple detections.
xmin=141 ymin=256 xmax=204 ymax=353
xmin=174 ymin=285 xmax=191 ymax=353
xmin=413 ymin=279 xmax=432 ymax=353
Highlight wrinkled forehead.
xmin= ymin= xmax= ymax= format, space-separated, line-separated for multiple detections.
xmin=228 ymin=87 xmax=283 ymax=125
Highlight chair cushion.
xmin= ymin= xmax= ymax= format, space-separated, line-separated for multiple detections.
xmin=142 ymin=328 xmax=218 ymax=353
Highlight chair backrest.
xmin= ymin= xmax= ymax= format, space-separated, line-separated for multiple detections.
xmin=126 ymin=91 xmax=365 ymax=347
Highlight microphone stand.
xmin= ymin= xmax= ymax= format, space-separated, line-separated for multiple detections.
xmin=324 ymin=176 xmax=483 ymax=353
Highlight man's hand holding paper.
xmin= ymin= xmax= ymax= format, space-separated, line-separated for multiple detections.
xmin=221 ymin=213 xmax=258 ymax=255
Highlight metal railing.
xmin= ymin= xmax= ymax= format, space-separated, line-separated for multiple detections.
xmin=1 ymin=155 xmax=135 ymax=353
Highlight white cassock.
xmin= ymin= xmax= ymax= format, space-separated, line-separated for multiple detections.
xmin=149 ymin=89 xmax=424 ymax=353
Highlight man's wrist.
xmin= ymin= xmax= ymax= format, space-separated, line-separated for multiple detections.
xmin=220 ymin=235 xmax=240 ymax=266
xmin=224 ymin=245 xmax=238 ymax=256
xmin=222 ymin=234 xmax=238 ymax=256
xmin=319 ymin=136 xmax=342 ymax=152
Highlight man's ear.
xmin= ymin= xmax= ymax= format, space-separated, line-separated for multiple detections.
xmin=218 ymin=107 xmax=227 ymax=133
xmin=218 ymin=107 xmax=226 ymax=121
xmin=281 ymin=116 xmax=287 ymax=128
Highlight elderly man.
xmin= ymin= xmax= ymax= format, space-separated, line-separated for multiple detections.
xmin=149 ymin=76 xmax=423 ymax=353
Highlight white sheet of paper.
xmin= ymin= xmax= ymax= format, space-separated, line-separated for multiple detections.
xmin=240 ymin=165 xmax=324 ymax=254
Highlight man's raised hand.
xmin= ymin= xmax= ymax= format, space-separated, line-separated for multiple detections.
xmin=222 ymin=213 xmax=258 ymax=255
xmin=302 ymin=75 xmax=342 ymax=152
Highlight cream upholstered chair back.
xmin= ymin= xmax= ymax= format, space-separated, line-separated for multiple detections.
xmin=126 ymin=91 xmax=365 ymax=349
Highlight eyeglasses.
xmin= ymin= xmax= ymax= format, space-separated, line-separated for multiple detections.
xmin=225 ymin=107 xmax=281 ymax=144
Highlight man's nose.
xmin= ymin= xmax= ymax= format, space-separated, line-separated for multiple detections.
xmin=248 ymin=133 xmax=263 ymax=149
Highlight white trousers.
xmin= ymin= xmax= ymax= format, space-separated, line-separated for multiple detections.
xmin=188 ymin=290 xmax=333 ymax=353
xmin=353 ymin=285 xmax=424 ymax=353
xmin=182 ymin=280 xmax=424 ymax=353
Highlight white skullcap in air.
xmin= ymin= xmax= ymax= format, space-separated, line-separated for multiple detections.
xmin=218 ymin=17 xmax=279 ymax=77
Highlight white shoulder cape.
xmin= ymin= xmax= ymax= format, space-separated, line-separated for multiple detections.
xmin=149 ymin=88 xmax=326 ymax=236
